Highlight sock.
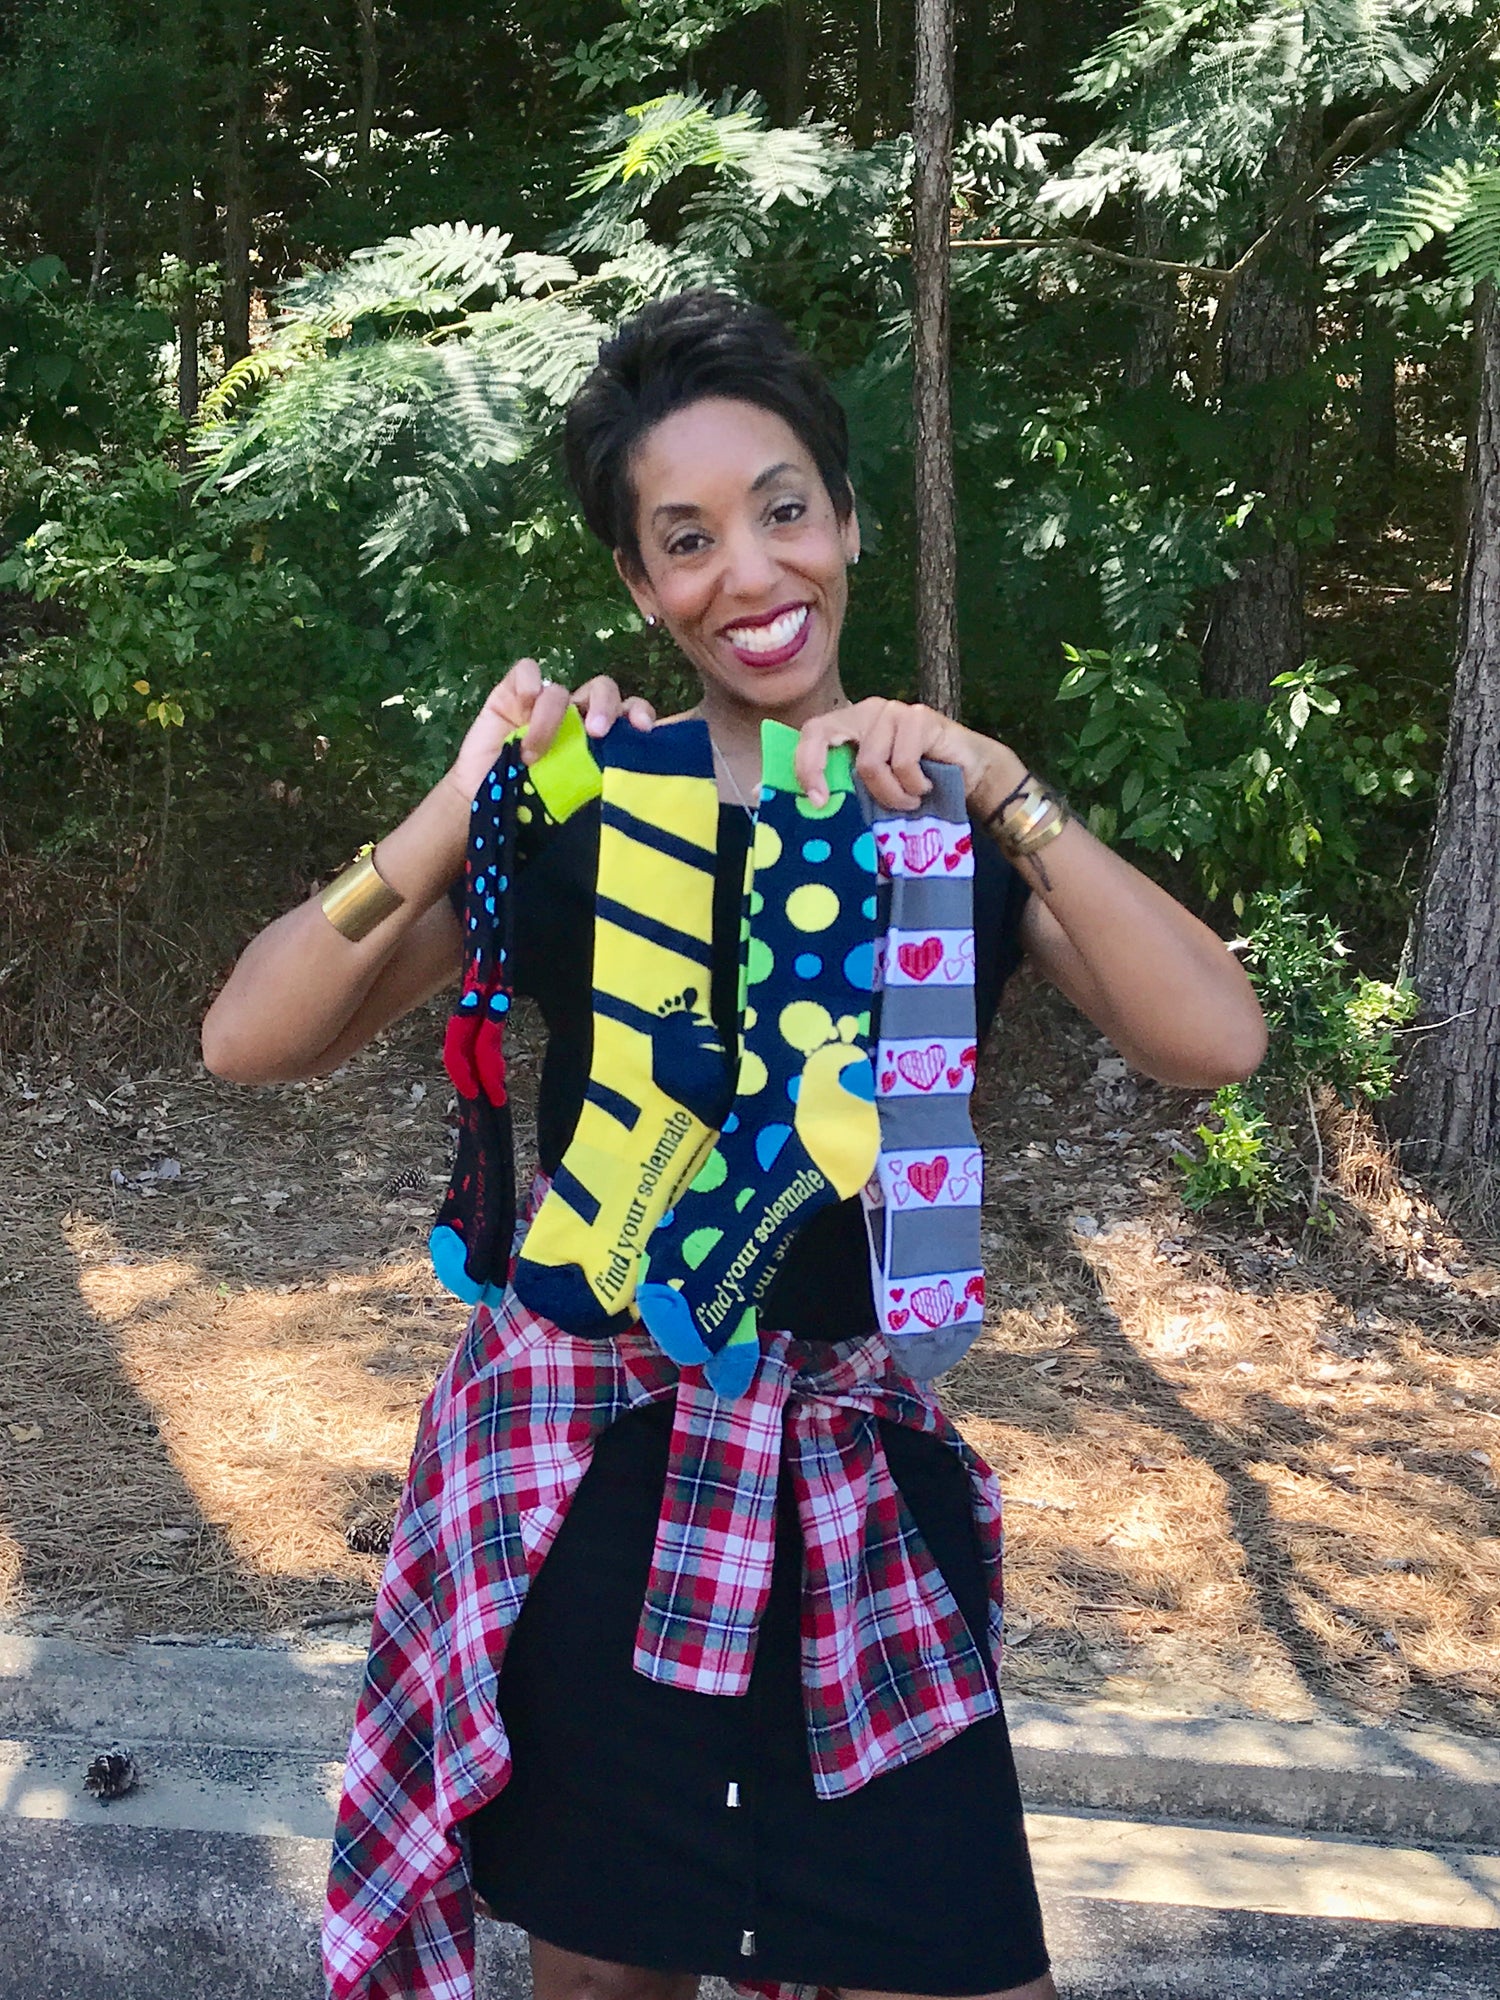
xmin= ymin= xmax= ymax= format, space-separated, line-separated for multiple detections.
xmin=860 ymin=761 xmax=986 ymax=1378
xmin=429 ymin=738 xmax=523 ymax=1304
xmin=511 ymin=717 xmax=731 ymax=1336
xmin=636 ymin=722 xmax=881 ymax=1397
xmin=429 ymin=709 xmax=605 ymax=1303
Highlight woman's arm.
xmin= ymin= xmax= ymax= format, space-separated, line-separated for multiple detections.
xmin=201 ymin=664 xmax=655 ymax=1085
xmin=793 ymin=699 xmax=1266 ymax=1090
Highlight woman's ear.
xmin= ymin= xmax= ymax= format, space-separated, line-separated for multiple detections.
xmin=614 ymin=547 xmax=661 ymax=625
xmin=841 ymin=492 xmax=862 ymax=567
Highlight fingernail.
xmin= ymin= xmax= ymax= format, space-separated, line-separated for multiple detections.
xmin=586 ymin=714 xmax=606 ymax=734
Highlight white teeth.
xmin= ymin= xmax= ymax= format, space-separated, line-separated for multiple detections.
xmin=726 ymin=606 xmax=809 ymax=654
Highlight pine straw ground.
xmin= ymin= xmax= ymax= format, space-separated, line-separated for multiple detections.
xmin=0 ymin=982 xmax=1496 ymax=1735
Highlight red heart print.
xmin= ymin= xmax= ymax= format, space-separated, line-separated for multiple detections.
xmin=908 ymin=1155 xmax=949 ymax=1202
xmin=888 ymin=1309 xmax=909 ymax=1331
xmin=897 ymin=936 xmax=943 ymax=981
xmin=895 ymin=1044 xmax=945 ymax=1091
xmin=890 ymin=1287 xmax=904 ymax=1302
xmin=944 ymin=851 xmax=960 ymax=870
xmin=881 ymin=1070 xmax=897 ymax=1092
xmin=947 ymin=1067 xmax=962 ymax=1086
xmin=912 ymin=1280 xmax=954 ymax=1329
xmin=960 ymin=1044 xmax=978 ymax=1072
xmin=965 ymin=1274 xmax=986 ymax=1304
xmin=901 ymin=827 xmax=942 ymax=873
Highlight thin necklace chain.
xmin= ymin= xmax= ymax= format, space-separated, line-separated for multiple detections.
xmin=709 ymin=737 xmax=758 ymax=820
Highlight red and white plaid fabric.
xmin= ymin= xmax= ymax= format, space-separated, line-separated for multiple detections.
xmin=322 ymin=1281 xmax=1006 ymax=2000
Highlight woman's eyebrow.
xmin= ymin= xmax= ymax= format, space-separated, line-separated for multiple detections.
xmin=750 ymin=461 xmax=798 ymax=492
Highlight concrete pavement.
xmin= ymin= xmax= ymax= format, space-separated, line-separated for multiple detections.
xmin=1 ymin=1631 xmax=1496 ymax=1998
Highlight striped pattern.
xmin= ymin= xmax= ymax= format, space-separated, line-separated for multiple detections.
xmin=510 ymin=719 xmax=725 ymax=1332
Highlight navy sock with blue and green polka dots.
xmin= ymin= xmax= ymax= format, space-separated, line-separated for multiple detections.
xmin=635 ymin=723 xmax=881 ymax=1396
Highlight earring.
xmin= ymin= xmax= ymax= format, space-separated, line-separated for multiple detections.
xmin=645 ymin=614 xmax=658 ymax=629
xmin=849 ymin=552 xmax=860 ymax=566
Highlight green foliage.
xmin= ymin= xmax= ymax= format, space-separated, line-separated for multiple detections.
xmin=1054 ymin=649 xmax=1434 ymax=904
xmin=557 ymin=1 xmax=780 ymax=99
xmin=1178 ymin=891 xmax=1418 ymax=1220
xmin=0 ymin=258 xmax=114 ymax=453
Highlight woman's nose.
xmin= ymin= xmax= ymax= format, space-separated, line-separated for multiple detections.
xmin=717 ymin=524 xmax=780 ymax=599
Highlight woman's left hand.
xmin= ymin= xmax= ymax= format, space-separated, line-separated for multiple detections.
xmin=793 ymin=698 xmax=1022 ymax=813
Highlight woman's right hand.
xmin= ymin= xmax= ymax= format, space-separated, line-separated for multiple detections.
xmin=445 ymin=659 xmax=657 ymax=804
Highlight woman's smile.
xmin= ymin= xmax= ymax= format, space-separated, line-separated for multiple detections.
xmin=720 ymin=600 xmax=813 ymax=668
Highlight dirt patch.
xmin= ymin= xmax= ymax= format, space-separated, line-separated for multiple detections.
xmin=1 ymin=987 xmax=1496 ymax=1733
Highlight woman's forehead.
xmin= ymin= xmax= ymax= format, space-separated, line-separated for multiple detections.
xmin=631 ymin=397 xmax=813 ymax=505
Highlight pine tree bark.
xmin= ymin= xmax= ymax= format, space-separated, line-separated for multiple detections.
xmin=1202 ymin=113 xmax=1320 ymax=704
xmin=176 ymin=182 xmax=200 ymax=448
xmin=1125 ymin=194 xmax=1176 ymax=391
xmin=781 ymin=0 xmax=809 ymax=123
xmin=355 ymin=0 xmax=380 ymax=163
xmin=911 ymin=0 xmax=960 ymax=717
xmin=221 ymin=99 xmax=252 ymax=365
xmin=1359 ymin=301 xmax=1398 ymax=516
xmin=1393 ymin=285 xmax=1500 ymax=1183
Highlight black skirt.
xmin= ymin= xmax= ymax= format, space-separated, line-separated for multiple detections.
xmin=464 ymin=1397 xmax=1049 ymax=1994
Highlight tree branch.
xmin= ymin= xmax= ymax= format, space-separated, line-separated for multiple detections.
xmin=950 ymin=233 xmax=1229 ymax=285
xmin=952 ymin=13 xmax=1500 ymax=309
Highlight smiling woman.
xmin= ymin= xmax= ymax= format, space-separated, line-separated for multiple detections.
xmin=201 ymin=290 xmax=1264 ymax=2000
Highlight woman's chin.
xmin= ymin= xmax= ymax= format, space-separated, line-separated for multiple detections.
xmin=710 ymin=649 xmax=836 ymax=718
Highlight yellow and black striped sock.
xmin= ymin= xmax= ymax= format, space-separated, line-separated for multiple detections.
xmin=511 ymin=717 xmax=730 ymax=1335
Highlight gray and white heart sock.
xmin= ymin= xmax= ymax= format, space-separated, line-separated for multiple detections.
xmin=858 ymin=763 xmax=985 ymax=1378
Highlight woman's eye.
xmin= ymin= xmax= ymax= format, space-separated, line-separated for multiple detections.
xmin=668 ymin=530 xmax=709 ymax=557
xmin=769 ymin=499 xmax=806 ymax=525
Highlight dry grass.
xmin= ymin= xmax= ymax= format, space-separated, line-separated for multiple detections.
xmin=0 ymin=985 xmax=1496 ymax=1735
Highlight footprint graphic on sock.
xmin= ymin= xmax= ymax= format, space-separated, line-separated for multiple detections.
xmin=652 ymin=989 xmax=734 ymax=1130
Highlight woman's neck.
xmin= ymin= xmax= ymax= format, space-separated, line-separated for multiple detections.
xmin=691 ymin=672 xmax=849 ymax=764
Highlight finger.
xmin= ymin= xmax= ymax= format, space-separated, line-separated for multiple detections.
xmin=483 ymin=657 xmax=542 ymax=729
xmin=572 ymin=676 xmax=621 ymax=739
xmin=520 ymin=678 xmax=572 ymax=764
xmin=854 ymin=704 xmax=918 ymax=812
xmin=623 ymin=696 xmax=657 ymax=731
xmin=889 ymin=705 xmax=937 ymax=804
xmin=794 ymin=698 xmax=874 ymax=803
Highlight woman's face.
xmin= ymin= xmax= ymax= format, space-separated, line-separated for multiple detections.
xmin=618 ymin=396 xmax=860 ymax=721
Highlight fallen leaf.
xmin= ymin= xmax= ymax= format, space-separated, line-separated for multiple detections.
xmin=7 ymin=1423 xmax=42 ymax=1443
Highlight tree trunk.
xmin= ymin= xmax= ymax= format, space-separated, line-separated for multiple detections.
xmin=1393 ymin=285 xmax=1500 ymax=1185
xmin=1125 ymin=194 xmax=1176 ymax=391
xmin=355 ymin=0 xmax=379 ymax=163
xmin=176 ymin=181 xmax=200 ymax=449
xmin=1201 ymin=112 xmax=1320 ymax=704
xmin=853 ymin=0 xmax=881 ymax=147
xmin=911 ymin=0 xmax=960 ymax=717
xmin=221 ymin=96 xmax=252 ymax=366
xmin=86 ymin=131 xmax=113 ymax=299
xmin=1358 ymin=300 xmax=1398 ymax=516
xmin=781 ymin=0 xmax=809 ymax=123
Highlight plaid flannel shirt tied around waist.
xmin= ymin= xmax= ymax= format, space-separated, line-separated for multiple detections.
xmin=323 ymin=1278 xmax=1006 ymax=2000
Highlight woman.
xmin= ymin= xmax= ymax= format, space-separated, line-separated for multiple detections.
xmin=204 ymin=292 xmax=1265 ymax=2000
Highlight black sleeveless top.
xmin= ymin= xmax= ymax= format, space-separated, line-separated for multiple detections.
xmin=494 ymin=802 xmax=1029 ymax=1341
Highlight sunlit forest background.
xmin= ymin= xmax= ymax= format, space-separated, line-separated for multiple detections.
xmin=4 ymin=1 xmax=1500 ymax=1214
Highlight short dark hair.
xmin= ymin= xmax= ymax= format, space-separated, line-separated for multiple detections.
xmin=563 ymin=290 xmax=852 ymax=574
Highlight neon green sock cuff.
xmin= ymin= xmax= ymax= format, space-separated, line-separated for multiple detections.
xmin=759 ymin=721 xmax=854 ymax=799
xmin=523 ymin=704 xmax=603 ymax=823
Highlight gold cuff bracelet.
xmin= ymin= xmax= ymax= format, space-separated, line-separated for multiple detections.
xmin=986 ymin=774 xmax=1071 ymax=863
xmin=319 ymin=845 xmax=403 ymax=942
